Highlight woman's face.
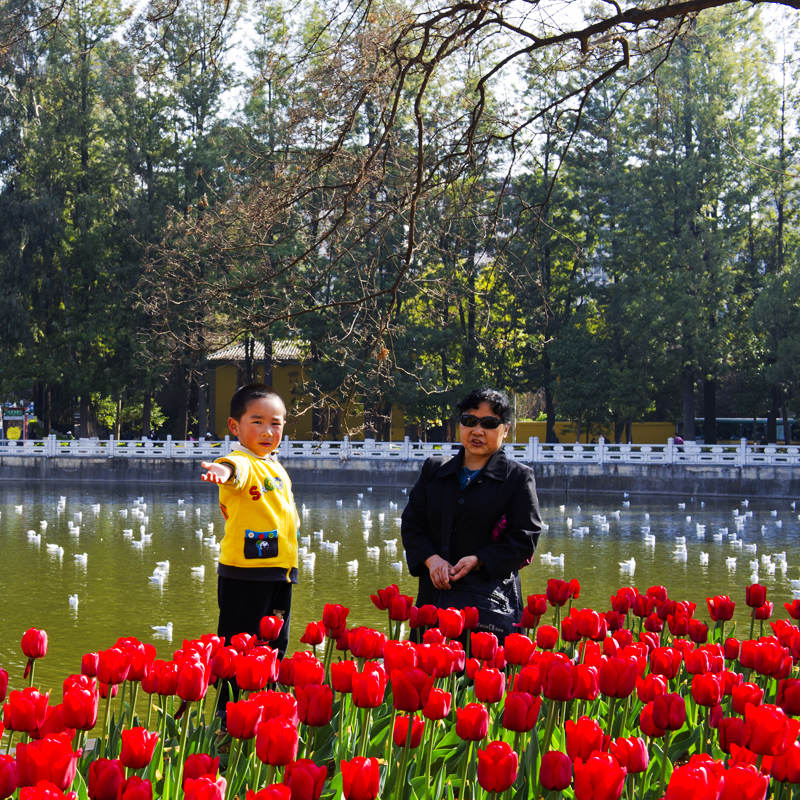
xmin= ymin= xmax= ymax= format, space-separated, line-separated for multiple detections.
xmin=459 ymin=400 xmax=509 ymax=466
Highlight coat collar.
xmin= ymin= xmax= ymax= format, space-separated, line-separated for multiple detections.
xmin=439 ymin=446 xmax=510 ymax=480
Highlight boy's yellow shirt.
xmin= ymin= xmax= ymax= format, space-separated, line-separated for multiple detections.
xmin=214 ymin=445 xmax=299 ymax=579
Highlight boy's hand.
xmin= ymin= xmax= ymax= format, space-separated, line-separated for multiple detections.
xmin=200 ymin=461 xmax=232 ymax=484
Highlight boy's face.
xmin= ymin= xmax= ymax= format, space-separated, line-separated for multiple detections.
xmin=227 ymin=396 xmax=286 ymax=457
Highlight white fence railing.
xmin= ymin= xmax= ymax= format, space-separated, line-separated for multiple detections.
xmin=1 ymin=435 xmax=799 ymax=467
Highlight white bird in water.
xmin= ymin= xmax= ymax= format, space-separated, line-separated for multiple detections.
xmin=91 ymin=504 xmax=101 ymax=514
xmin=120 ymin=509 xmax=128 ymax=518
xmin=699 ymin=552 xmax=709 ymax=566
xmin=177 ymin=499 xmax=185 ymax=505
xmin=619 ymin=557 xmax=636 ymax=575
xmin=366 ymin=546 xmax=380 ymax=560
xmin=190 ymin=565 xmax=205 ymax=579
xmin=68 ymin=594 xmax=79 ymax=610
xmin=389 ymin=560 xmax=404 ymax=571
xmin=15 ymin=505 xmax=24 ymax=513
xmin=156 ymin=560 xmax=170 ymax=572
xmin=152 ymin=622 xmax=173 ymax=641
xmin=27 ymin=531 xmax=41 ymax=546
xmin=46 ymin=543 xmax=64 ymax=559
xmin=336 ymin=499 xmax=343 ymax=507
xmin=726 ymin=557 xmax=737 ymax=570
xmin=346 ymin=559 xmax=359 ymax=572
xmin=300 ymin=535 xmax=311 ymax=547
xmin=74 ymin=552 xmax=88 ymax=567
xmin=177 ymin=509 xmax=186 ymax=517
xmin=39 ymin=520 xmax=48 ymax=530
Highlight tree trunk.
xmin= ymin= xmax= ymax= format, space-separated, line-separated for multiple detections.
xmin=115 ymin=395 xmax=122 ymax=439
xmin=702 ymin=378 xmax=717 ymax=444
xmin=681 ymin=370 xmax=696 ymax=441
xmin=142 ymin=394 xmax=152 ymax=438
xmin=781 ymin=402 xmax=790 ymax=445
xmin=767 ymin=386 xmax=779 ymax=444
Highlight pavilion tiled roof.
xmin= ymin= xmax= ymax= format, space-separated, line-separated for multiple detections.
xmin=207 ymin=339 xmax=307 ymax=363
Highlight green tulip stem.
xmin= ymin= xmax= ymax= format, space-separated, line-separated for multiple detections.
xmin=175 ymin=700 xmax=193 ymax=795
xmin=359 ymin=707 xmax=373 ymax=758
xmin=130 ymin=683 xmax=141 ymax=727
xmin=393 ymin=713 xmax=415 ymax=799
xmin=27 ymin=660 xmax=35 ymax=688
xmin=606 ymin=697 xmax=617 ymax=739
xmin=385 ymin=708 xmax=398 ymax=764
xmin=101 ymin=689 xmax=114 ymax=758
xmin=749 ymin=611 xmax=755 ymax=643
xmin=224 ymin=736 xmax=243 ymax=800
xmin=459 ymin=740 xmax=473 ymax=800
xmin=424 ymin=720 xmax=436 ymax=779
xmin=658 ymin=730 xmax=672 ymax=798
xmin=144 ymin=695 xmax=153 ymax=731
xmin=265 ymin=764 xmax=276 ymax=787
xmin=118 ymin=681 xmax=128 ymax=729
xmin=336 ymin=693 xmax=347 ymax=767
xmin=5 ymin=730 xmax=15 ymax=756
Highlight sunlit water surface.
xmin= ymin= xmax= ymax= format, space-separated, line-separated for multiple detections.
xmin=2 ymin=481 xmax=799 ymax=692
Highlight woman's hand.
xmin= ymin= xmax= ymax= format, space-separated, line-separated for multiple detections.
xmin=450 ymin=555 xmax=480 ymax=582
xmin=425 ymin=554 xmax=454 ymax=590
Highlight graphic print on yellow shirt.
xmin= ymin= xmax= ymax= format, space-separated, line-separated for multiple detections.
xmin=215 ymin=448 xmax=299 ymax=577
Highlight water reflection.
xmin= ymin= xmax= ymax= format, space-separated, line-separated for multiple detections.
xmin=1 ymin=482 xmax=798 ymax=691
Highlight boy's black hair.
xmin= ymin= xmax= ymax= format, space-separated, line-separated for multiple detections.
xmin=229 ymin=384 xmax=285 ymax=420
xmin=456 ymin=388 xmax=512 ymax=424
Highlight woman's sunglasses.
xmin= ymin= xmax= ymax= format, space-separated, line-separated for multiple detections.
xmin=459 ymin=413 xmax=504 ymax=430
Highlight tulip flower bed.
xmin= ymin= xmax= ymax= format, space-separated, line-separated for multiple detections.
xmin=3 ymin=581 xmax=800 ymax=800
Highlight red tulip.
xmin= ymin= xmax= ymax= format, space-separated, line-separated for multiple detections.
xmin=119 ymin=728 xmax=159 ymax=770
xmin=283 ymin=759 xmax=327 ymax=800
xmin=456 ymin=703 xmax=489 ymax=741
xmin=646 ymin=585 xmax=668 ymax=602
xmin=182 ymin=754 xmax=220 ymax=785
xmin=330 ymin=661 xmax=358 ymax=694
xmin=543 ymin=659 xmax=574 ymax=701
xmin=118 ymin=777 xmax=152 ymax=800
xmin=321 ymin=604 xmax=349 ymax=636
xmin=352 ymin=663 xmax=387 ymax=709
xmin=572 ymin=664 xmax=600 ymax=702
xmin=300 ymin=622 xmax=326 ymax=647
xmin=630 ymin=593 xmax=654 ymax=618
xmin=348 ymin=628 xmax=386 ymax=660
xmin=777 ymin=678 xmax=800 ymax=716
xmin=255 ymin=717 xmax=299 ymax=766
xmin=292 ymin=653 xmax=324 ymax=687
xmin=61 ymin=683 xmax=98 ymax=731
xmin=409 ymin=605 xmax=438 ymax=629
xmin=503 ymin=634 xmax=534 ymax=665
xmin=0 ymin=669 xmax=8 ymax=705
xmin=235 ymin=652 xmax=276 ymax=692
xmin=572 ymin=609 xmax=606 ymax=640
xmin=663 ymin=754 xmax=725 ymax=800
xmin=610 ymin=587 xmax=636 ymax=614
xmin=609 ymin=737 xmax=649 ymax=774
xmin=717 ymin=716 xmax=749 ymax=753
xmin=784 ymin=600 xmax=800 ymax=620
xmin=0 ymin=754 xmax=18 ymax=800
xmin=546 ymin=578 xmax=580 ymax=607
xmin=470 ymin=632 xmax=498 ymax=662
xmin=388 ymin=595 xmax=414 ymax=622
xmin=390 ymin=667 xmax=431 ymax=712
xmin=744 ymin=703 xmax=798 ymax=755
xmin=251 ymin=690 xmax=299 ymax=725
xmin=19 ymin=783 xmax=77 ymax=800
xmin=566 ymin=716 xmax=607 ymax=763
xmin=636 ymin=674 xmax=667 ymax=703
xmin=502 ymin=691 xmax=541 ymax=732
xmin=226 ymin=700 xmax=262 ymax=740
xmin=639 ymin=702 xmax=665 ymax=738
xmin=652 ymin=693 xmax=686 ymax=731
xmin=719 ymin=763 xmax=768 ymax=800
xmin=340 ymin=757 xmax=380 ymax=800
xmin=3 ymin=688 xmax=50 ymax=733
xmin=422 ymin=688 xmax=452 ymax=721
xmin=246 ymin=787 xmax=290 ymax=800
xmin=477 ymin=740 xmax=518 ymax=793
xmin=688 ymin=618 xmax=709 ymax=644
xmin=536 ymin=626 xmax=559 ymax=650
xmin=539 ymin=750 xmax=572 ymax=791
xmin=183 ymin=777 xmax=226 ymax=800
xmin=383 ymin=641 xmax=417 ymax=672
xmin=649 ymin=647 xmax=682 ymax=680
xmin=32 ymin=703 xmax=74 ymax=741
xmin=86 ymin=759 xmax=124 ymax=800
xmin=436 ymin=609 xmax=465 ymax=639
xmin=745 ymin=584 xmax=767 ymax=608
xmin=518 ymin=607 xmax=542 ymax=629
xmin=771 ymin=740 xmax=800 ymax=783
xmin=259 ymin=616 xmax=285 ymax=643
xmin=753 ymin=603 xmax=773 ymax=620
xmin=707 ymin=595 xmax=735 ymax=622
xmin=724 ymin=637 xmax=741 ymax=660
xmin=21 ymin=629 xmax=48 ymax=660
xmin=572 ymin=752 xmax=626 ymax=800
xmin=16 ymin=734 xmax=80 ymax=791
xmin=691 ymin=673 xmax=722 ymax=707
xmin=598 ymin=657 xmax=638 ymax=699
xmin=96 ymin=648 xmax=129 ymax=686
xmin=370 ymin=584 xmax=400 ymax=611
xmin=296 ymin=684 xmax=333 ymax=727
xmin=392 ymin=714 xmax=424 ymax=748
xmin=474 ymin=667 xmax=505 ymax=704
xmin=731 ymin=683 xmax=763 ymax=715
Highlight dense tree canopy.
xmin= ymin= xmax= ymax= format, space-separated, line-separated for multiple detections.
xmin=0 ymin=0 xmax=798 ymax=440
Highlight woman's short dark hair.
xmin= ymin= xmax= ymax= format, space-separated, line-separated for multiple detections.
xmin=456 ymin=388 xmax=512 ymax=424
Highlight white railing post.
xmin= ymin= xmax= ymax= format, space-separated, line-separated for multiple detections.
xmin=402 ymin=435 xmax=410 ymax=460
xmin=738 ymin=438 xmax=747 ymax=467
xmin=667 ymin=437 xmax=675 ymax=465
xmin=47 ymin=434 xmax=58 ymax=456
xmin=526 ymin=436 xmax=534 ymax=462
xmin=165 ymin=435 xmax=173 ymax=457
xmin=108 ymin=434 xmax=114 ymax=458
xmin=532 ymin=436 xmax=540 ymax=462
xmin=342 ymin=435 xmax=350 ymax=460
xmin=281 ymin=435 xmax=290 ymax=458
xmin=598 ymin=436 xmax=605 ymax=465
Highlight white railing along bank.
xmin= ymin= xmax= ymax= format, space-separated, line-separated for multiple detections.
xmin=1 ymin=435 xmax=799 ymax=467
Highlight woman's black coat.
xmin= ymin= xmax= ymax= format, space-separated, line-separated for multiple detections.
xmin=400 ymin=446 xmax=542 ymax=638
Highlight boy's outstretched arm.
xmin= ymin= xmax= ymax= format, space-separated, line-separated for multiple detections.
xmin=200 ymin=461 xmax=232 ymax=484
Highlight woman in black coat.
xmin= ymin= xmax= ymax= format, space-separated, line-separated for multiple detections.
xmin=401 ymin=388 xmax=542 ymax=640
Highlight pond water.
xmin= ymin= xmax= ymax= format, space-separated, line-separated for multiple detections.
xmin=2 ymin=480 xmax=799 ymax=693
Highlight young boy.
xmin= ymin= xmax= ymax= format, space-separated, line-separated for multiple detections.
xmin=201 ymin=384 xmax=299 ymax=660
